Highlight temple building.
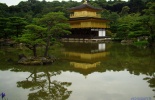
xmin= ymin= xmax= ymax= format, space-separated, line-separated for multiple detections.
xmin=63 ymin=0 xmax=110 ymax=41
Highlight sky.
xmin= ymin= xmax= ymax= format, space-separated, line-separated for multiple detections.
xmin=0 ymin=0 xmax=128 ymax=6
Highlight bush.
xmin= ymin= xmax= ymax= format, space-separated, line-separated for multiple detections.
xmin=133 ymin=40 xmax=149 ymax=47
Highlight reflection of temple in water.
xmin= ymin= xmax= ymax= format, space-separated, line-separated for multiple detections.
xmin=62 ymin=42 xmax=110 ymax=71
xmin=70 ymin=61 xmax=101 ymax=69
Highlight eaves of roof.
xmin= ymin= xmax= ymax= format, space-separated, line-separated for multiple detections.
xmin=68 ymin=4 xmax=102 ymax=11
xmin=69 ymin=17 xmax=110 ymax=21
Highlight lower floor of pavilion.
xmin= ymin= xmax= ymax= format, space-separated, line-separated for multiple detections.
xmin=61 ymin=28 xmax=111 ymax=42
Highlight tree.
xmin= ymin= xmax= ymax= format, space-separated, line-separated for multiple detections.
xmin=128 ymin=0 xmax=145 ymax=13
xmin=141 ymin=2 xmax=155 ymax=47
xmin=17 ymin=12 xmax=70 ymax=57
xmin=17 ymin=68 xmax=72 ymax=100
xmin=108 ymin=12 xmax=120 ymax=34
xmin=115 ymin=13 xmax=147 ymax=39
xmin=128 ymin=20 xmax=149 ymax=38
xmin=17 ymin=24 xmax=46 ymax=57
xmin=28 ymin=0 xmax=37 ymax=4
xmin=0 ymin=3 xmax=9 ymax=17
xmin=120 ymin=6 xmax=130 ymax=16
xmin=8 ymin=17 xmax=27 ymax=37
xmin=0 ymin=18 xmax=9 ymax=39
xmin=38 ymin=12 xmax=71 ymax=57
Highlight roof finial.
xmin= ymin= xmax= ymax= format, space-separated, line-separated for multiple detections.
xmin=83 ymin=0 xmax=87 ymax=4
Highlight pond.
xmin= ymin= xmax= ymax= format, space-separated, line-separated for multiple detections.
xmin=0 ymin=42 xmax=155 ymax=100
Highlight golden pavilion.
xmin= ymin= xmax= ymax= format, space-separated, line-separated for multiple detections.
xmin=64 ymin=0 xmax=110 ymax=40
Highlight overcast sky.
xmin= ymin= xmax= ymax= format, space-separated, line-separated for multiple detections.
xmin=0 ymin=0 xmax=128 ymax=6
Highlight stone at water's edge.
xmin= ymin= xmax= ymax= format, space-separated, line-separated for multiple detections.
xmin=18 ymin=56 xmax=56 ymax=65
xmin=18 ymin=57 xmax=27 ymax=64
xmin=121 ymin=39 xmax=133 ymax=44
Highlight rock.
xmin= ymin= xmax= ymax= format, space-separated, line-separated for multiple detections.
xmin=41 ymin=57 xmax=47 ymax=61
xmin=47 ymin=55 xmax=56 ymax=59
xmin=30 ymin=60 xmax=43 ymax=65
xmin=18 ymin=56 xmax=56 ymax=65
xmin=121 ymin=39 xmax=133 ymax=44
xmin=18 ymin=54 xmax=27 ymax=60
xmin=18 ymin=57 xmax=28 ymax=64
xmin=28 ymin=56 xmax=35 ymax=60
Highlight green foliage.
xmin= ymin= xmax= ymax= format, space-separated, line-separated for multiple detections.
xmin=40 ymin=12 xmax=70 ymax=37
xmin=0 ymin=17 xmax=27 ymax=39
xmin=8 ymin=17 xmax=27 ymax=37
xmin=38 ymin=12 xmax=71 ymax=40
xmin=17 ymin=24 xmax=46 ymax=57
xmin=128 ymin=0 xmax=145 ymax=12
xmin=116 ymin=24 xmax=130 ymax=39
xmin=0 ymin=3 xmax=9 ymax=17
xmin=115 ymin=13 xmax=150 ymax=40
xmin=18 ymin=24 xmax=46 ymax=45
xmin=120 ymin=6 xmax=130 ymax=16
xmin=133 ymin=40 xmax=149 ymax=47
xmin=38 ymin=12 xmax=70 ymax=57
xmin=115 ymin=14 xmax=139 ymax=39
xmin=101 ymin=10 xmax=120 ymax=34
xmin=113 ymin=2 xmax=155 ymax=47
xmin=0 ymin=0 xmax=147 ymax=20
xmin=16 ymin=12 xmax=70 ymax=57
xmin=142 ymin=2 xmax=155 ymax=46
xmin=0 ymin=18 xmax=9 ymax=38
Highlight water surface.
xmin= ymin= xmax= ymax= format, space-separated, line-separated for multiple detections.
xmin=0 ymin=42 xmax=155 ymax=100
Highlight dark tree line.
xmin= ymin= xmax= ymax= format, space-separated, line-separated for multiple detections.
xmin=1 ymin=0 xmax=153 ymax=19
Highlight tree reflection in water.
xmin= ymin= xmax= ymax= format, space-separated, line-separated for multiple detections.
xmin=143 ymin=73 xmax=155 ymax=98
xmin=17 ymin=68 xmax=72 ymax=100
